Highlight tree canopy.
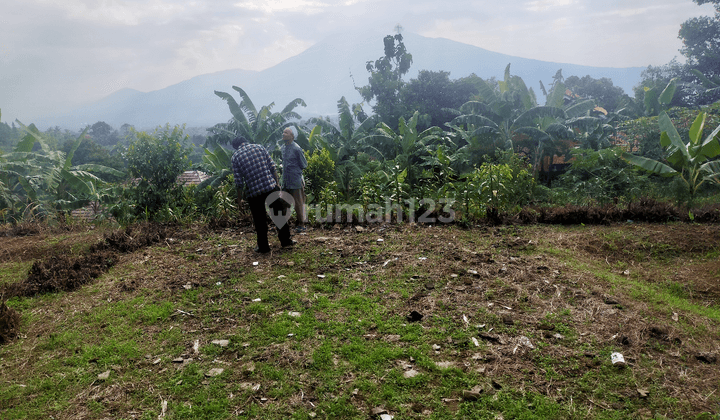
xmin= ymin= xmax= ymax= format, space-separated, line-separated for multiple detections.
xmin=356 ymin=34 xmax=413 ymax=129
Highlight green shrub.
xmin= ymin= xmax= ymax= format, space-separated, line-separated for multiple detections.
xmin=553 ymin=147 xmax=650 ymax=206
xmin=304 ymin=148 xmax=335 ymax=201
xmin=125 ymin=125 xmax=192 ymax=220
xmin=456 ymin=150 xmax=535 ymax=218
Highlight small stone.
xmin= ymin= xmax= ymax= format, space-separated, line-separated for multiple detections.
xmin=211 ymin=340 xmax=230 ymax=347
xmin=97 ymin=370 xmax=111 ymax=380
xmin=205 ymin=368 xmax=224 ymax=377
xmin=288 ymin=311 xmax=301 ymax=317
xmin=371 ymin=407 xmax=388 ymax=415
xmin=462 ymin=390 xmax=482 ymax=401
xmin=239 ymin=382 xmax=260 ymax=391
xmin=403 ymin=369 xmax=419 ymax=378
xmin=355 ymin=226 xmax=365 ymax=232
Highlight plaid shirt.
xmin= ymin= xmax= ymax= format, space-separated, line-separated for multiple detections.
xmin=231 ymin=143 xmax=278 ymax=198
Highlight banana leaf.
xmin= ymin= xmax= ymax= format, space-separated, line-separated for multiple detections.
xmin=622 ymin=152 xmax=676 ymax=176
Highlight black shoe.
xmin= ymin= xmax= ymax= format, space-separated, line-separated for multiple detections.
xmin=281 ymin=240 xmax=297 ymax=248
xmin=254 ymin=246 xmax=270 ymax=253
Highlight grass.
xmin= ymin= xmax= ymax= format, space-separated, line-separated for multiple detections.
xmin=1 ymin=222 xmax=719 ymax=419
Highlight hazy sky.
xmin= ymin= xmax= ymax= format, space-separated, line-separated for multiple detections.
xmin=1 ymin=0 xmax=716 ymax=124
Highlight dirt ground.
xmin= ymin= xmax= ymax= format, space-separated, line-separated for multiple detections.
xmin=1 ymin=214 xmax=719 ymax=416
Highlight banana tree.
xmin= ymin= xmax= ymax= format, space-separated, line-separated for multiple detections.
xmin=447 ymin=65 xmax=566 ymax=162
xmin=623 ymin=111 xmax=720 ymax=207
xmin=3 ymin=122 xmax=125 ymax=219
xmin=449 ymin=103 xmax=567 ymax=176
xmin=211 ymin=86 xmax=306 ymax=152
xmin=643 ymin=78 xmax=678 ymax=117
xmin=374 ymin=111 xmax=443 ymax=191
xmin=197 ymin=146 xmax=234 ymax=189
xmin=304 ymin=97 xmax=380 ymax=199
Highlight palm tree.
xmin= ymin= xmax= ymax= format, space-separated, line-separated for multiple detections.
xmin=211 ymin=86 xmax=306 ymax=152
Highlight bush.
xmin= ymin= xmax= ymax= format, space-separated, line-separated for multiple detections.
xmin=304 ymin=148 xmax=335 ymax=201
xmin=125 ymin=125 xmax=192 ymax=220
xmin=454 ymin=150 xmax=535 ymax=219
xmin=552 ymin=147 xmax=650 ymax=206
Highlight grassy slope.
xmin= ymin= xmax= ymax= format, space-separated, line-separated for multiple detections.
xmin=1 ymin=222 xmax=719 ymax=419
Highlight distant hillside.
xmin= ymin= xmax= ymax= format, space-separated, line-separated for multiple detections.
xmin=36 ymin=30 xmax=645 ymax=130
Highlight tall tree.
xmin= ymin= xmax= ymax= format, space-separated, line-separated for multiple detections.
xmin=356 ymin=34 xmax=413 ymax=129
xmin=678 ymin=0 xmax=720 ymax=104
xmin=89 ymin=121 xmax=121 ymax=147
xmin=400 ymin=70 xmax=479 ymax=131
xmin=564 ymin=75 xmax=627 ymax=113
xmin=679 ymin=0 xmax=720 ymax=77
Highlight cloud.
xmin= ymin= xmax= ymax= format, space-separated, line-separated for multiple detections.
xmin=1 ymin=0 xmax=716 ymax=124
xmin=233 ymin=0 xmax=330 ymax=14
xmin=524 ymin=0 xmax=576 ymax=12
xmin=30 ymin=0 xmax=194 ymax=26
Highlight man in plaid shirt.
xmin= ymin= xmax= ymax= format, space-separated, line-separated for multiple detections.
xmin=231 ymin=136 xmax=294 ymax=253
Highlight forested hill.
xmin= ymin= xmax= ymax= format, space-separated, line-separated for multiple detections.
xmin=36 ymin=30 xmax=644 ymax=130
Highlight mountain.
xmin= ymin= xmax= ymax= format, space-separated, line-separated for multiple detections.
xmin=36 ymin=31 xmax=645 ymax=130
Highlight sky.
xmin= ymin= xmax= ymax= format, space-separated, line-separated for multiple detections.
xmin=1 ymin=0 xmax=716 ymax=124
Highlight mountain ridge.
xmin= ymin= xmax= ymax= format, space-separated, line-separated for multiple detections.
xmin=36 ymin=31 xmax=645 ymax=130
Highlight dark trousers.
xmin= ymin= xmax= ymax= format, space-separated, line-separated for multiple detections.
xmin=247 ymin=190 xmax=292 ymax=251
